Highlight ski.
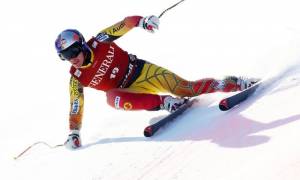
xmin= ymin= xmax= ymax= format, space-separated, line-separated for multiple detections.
xmin=144 ymin=99 xmax=196 ymax=137
xmin=219 ymin=81 xmax=262 ymax=111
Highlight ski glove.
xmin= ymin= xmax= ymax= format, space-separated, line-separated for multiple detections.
xmin=65 ymin=130 xmax=81 ymax=149
xmin=138 ymin=15 xmax=160 ymax=33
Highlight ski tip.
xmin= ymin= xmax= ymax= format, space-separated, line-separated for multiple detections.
xmin=144 ymin=126 xmax=153 ymax=137
xmin=219 ymin=99 xmax=229 ymax=111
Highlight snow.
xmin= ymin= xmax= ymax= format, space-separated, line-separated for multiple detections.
xmin=1 ymin=0 xmax=300 ymax=179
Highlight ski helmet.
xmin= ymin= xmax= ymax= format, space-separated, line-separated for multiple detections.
xmin=55 ymin=29 xmax=89 ymax=60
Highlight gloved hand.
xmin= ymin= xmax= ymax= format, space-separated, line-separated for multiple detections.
xmin=138 ymin=15 xmax=160 ymax=33
xmin=65 ymin=130 xmax=81 ymax=149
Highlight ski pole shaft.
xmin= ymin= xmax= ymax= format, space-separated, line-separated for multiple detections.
xmin=14 ymin=141 xmax=64 ymax=160
xmin=158 ymin=0 xmax=186 ymax=18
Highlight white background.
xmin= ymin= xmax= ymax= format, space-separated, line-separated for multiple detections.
xmin=1 ymin=0 xmax=300 ymax=179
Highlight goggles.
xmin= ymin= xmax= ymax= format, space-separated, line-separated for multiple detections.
xmin=59 ymin=42 xmax=82 ymax=61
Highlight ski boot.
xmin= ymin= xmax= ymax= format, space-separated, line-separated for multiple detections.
xmin=221 ymin=76 xmax=260 ymax=91
xmin=162 ymin=96 xmax=188 ymax=113
xmin=236 ymin=76 xmax=261 ymax=90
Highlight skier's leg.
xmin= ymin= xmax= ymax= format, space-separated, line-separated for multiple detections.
xmin=106 ymin=89 xmax=163 ymax=111
xmin=127 ymin=62 xmax=243 ymax=97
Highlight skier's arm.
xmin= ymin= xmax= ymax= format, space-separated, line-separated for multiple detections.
xmin=95 ymin=16 xmax=142 ymax=42
xmin=96 ymin=15 xmax=159 ymax=42
xmin=69 ymin=76 xmax=84 ymax=131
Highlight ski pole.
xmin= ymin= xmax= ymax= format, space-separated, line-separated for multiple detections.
xmin=158 ymin=0 xmax=186 ymax=18
xmin=14 ymin=141 xmax=64 ymax=160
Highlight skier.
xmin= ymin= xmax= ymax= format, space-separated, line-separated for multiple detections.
xmin=55 ymin=15 xmax=259 ymax=149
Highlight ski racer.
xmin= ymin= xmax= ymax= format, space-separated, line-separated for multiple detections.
xmin=55 ymin=15 xmax=259 ymax=149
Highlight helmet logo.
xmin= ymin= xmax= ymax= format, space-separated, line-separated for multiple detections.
xmin=59 ymin=33 xmax=80 ymax=49
xmin=60 ymin=38 xmax=67 ymax=49
xmin=73 ymin=33 xmax=80 ymax=41
xmin=56 ymin=29 xmax=83 ymax=53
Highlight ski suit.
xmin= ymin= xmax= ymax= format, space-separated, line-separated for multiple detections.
xmin=68 ymin=16 xmax=240 ymax=130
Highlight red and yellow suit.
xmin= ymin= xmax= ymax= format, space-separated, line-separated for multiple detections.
xmin=68 ymin=16 xmax=240 ymax=130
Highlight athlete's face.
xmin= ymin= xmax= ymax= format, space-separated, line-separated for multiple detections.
xmin=69 ymin=52 xmax=84 ymax=68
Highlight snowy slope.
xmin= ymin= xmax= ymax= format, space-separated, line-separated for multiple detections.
xmin=1 ymin=0 xmax=300 ymax=180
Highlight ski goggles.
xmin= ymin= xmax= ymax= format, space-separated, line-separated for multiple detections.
xmin=58 ymin=42 xmax=82 ymax=61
